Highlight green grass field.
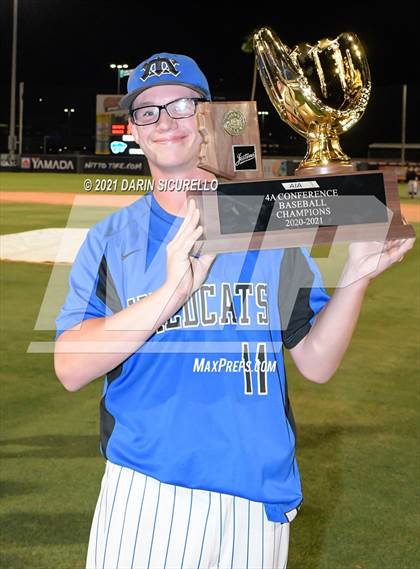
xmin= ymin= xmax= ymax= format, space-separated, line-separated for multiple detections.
xmin=0 ymin=173 xmax=419 ymax=568
xmin=0 ymin=172 xmax=150 ymax=195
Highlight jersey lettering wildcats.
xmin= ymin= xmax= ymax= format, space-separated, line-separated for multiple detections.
xmin=56 ymin=193 xmax=329 ymax=523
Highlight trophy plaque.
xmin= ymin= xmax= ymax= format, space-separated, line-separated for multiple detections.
xmin=197 ymin=101 xmax=263 ymax=180
xmin=192 ymin=27 xmax=414 ymax=254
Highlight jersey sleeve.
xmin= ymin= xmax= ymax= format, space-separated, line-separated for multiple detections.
xmin=55 ymin=228 xmax=119 ymax=339
xmin=278 ymin=247 xmax=330 ymax=349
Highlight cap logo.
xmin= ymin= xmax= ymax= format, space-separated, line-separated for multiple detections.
xmin=140 ymin=57 xmax=180 ymax=82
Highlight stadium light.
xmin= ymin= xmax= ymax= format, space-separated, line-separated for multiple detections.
xmin=64 ymin=108 xmax=75 ymax=143
xmin=109 ymin=63 xmax=129 ymax=94
xmin=258 ymin=111 xmax=269 ymax=136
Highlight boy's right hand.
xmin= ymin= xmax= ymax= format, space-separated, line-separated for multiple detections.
xmin=165 ymin=199 xmax=216 ymax=300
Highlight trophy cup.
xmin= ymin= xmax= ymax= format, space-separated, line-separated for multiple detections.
xmin=192 ymin=28 xmax=413 ymax=254
xmin=254 ymin=27 xmax=370 ymax=176
xmin=252 ymin=27 xmax=414 ymax=238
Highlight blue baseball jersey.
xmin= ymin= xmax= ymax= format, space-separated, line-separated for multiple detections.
xmin=56 ymin=193 xmax=330 ymax=523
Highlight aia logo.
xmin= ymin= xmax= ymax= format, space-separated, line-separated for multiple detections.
xmin=141 ymin=57 xmax=180 ymax=81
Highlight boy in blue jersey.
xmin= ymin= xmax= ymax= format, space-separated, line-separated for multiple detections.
xmin=55 ymin=53 xmax=415 ymax=569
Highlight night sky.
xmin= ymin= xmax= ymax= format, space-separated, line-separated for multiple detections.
xmin=1 ymin=0 xmax=419 ymax=156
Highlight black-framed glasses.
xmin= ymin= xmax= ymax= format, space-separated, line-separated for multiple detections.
xmin=130 ymin=97 xmax=207 ymax=126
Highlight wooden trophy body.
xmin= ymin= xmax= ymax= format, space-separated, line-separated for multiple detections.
xmin=197 ymin=101 xmax=263 ymax=180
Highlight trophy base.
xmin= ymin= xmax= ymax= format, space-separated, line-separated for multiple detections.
xmin=191 ymin=170 xmax=415 ymax=255
xmin=295 ymin=162 xmax=356 ymax=177
xmin=193 ymin=221 xmax=415 ymax=255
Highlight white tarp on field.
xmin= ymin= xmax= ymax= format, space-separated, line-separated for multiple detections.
xmin=0 ymin=228 xmax=89 ymax=263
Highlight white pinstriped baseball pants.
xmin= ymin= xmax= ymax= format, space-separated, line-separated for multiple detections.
xmin=86 ymin=461 xmax=290 ymax=569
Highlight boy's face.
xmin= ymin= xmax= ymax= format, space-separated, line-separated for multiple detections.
xmin=130 ymin=84 xmax=203 ymax=174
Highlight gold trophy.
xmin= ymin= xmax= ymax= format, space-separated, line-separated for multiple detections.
xmin=253 ymin=27 xmax=371 ymax=175
xmin=251 ymin=26 xmax=414 ymax=240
